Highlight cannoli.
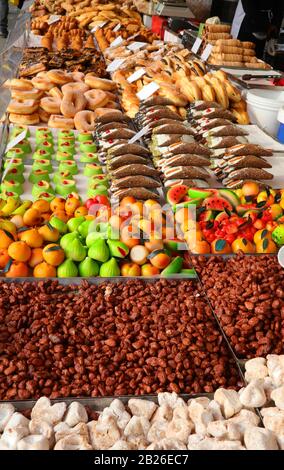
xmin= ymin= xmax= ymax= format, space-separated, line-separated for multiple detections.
xmin=202 ymin=125 xmax=248 ymax=138
xmin=107 ymin=155 xmax=149 ymax=170
xmin=164 ymin=142 xmax=211 ymax=157
xmin=152 ymin=134 xmax=195 ymax=147
xmin=164 ymin=166 xmax=210 ymax=180
xmin=223 ymin=168 xmax=273 ymax=184
xmin=100 ymin=139 xmax=129 ymax=151
xmin=191 ymin=108 xmax=236 ymax=121
xmin=111 ymin=175 xmax=161 ymax=189
xmin=148 ymin=118 xmax=190 ymax=130
xmin=100 ymin=129 xmax=136 ymax=140
xmin=222 ymin=155 xmax=272 ymax=169
xmin=144 ymin=108 xmax=183 ymax=121
xmin=95 ymin=110 xmax=129 ymax=124
xmin=196 ymin=118 xmax=234 ymax=131
xmin=112 ymin=188 xmax=160 ymax=200
xmin=189 ymin=100 xmax=222 ymax=111
xmin=108 ymin=143 xmax=149 ymax=157
xmin=152 ymin=123 xmax=194 ymax=135
xmin=159 ymin=154 xmax=210 ymax=168
xmin=205 ymin=136 xmax=248 ymax=148
xmin=96 ymin=122 xmax=129 ymax=133
xmin=226 ymin=144 xmax=273 ymax=157
xmin=111 ymin=164 xmax=159 ymax=178
xmin=140 ymin=96 xmax=177 ymax=108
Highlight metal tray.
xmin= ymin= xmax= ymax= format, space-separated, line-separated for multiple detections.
xmin=0 ymin=393 xmax=213 ymax=410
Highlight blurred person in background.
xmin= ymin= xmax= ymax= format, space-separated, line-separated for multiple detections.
xmin=0 ymin=0 xmax=9 ymax=38
xmin=0 ymin=0 xmax=25 ymax=38
xmin=231 ymin=0 xmax=284 ymax=58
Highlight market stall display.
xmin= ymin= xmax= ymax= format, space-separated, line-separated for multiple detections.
xmin=5 ymin=73 xmax=119 ymax=128
xmin=0 ymin=0 xmax=284 ymax=453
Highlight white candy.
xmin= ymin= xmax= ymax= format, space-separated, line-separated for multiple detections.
xmin=147 ymin=438 xmax=187 ymax=450
xmin=239 ymin=380 xmax=267 ymax=408
xmin=244 ymin=426 xmax=279 ymax=450
xmin=166 ymin=418 xmax=194 ymax=443
xmin=64 ymin=402 xmax=88 ymax=427
xmin=158 ymin=392 xmax=187 ymax=409
xmin=124 ymin=416 xmax=150 ymax=438
xmin=88 ymin=416 xmax=120 ymax=450
xmin=17 ymin=435 xmax=50 ymax=451
xmin=54 ymin=435 xmax=92 ymax=450
xmin=109 ymin=440 xmax=134 ymax=450
xmin=151 ymin=403 xmax=173 ymax=423
xmin=0 ymin=404 xmax=15 ymax=432
xmin=128 ymin=399 xmax=157 ymax=421
xmin=126 ymin=435 xmax=148 ymax=449
xmin=207 ymin=420 xmax=241 ymax=441
xmin=262 ymin=409 xmax=284 ymax=436
xmin=147 ymin=420 xmax=168 ymax=442
xmin=245 ymin=357 xmax=268 ymax=382
xmin=31 ymin=397 xmax=66 ymax=426
xmin=5 ymin=412 xmax=29 ymax=430
xmin=188 ymin=436 xmax=245 ymax=450
xmin=29 ymin=419 xmax=54 ymax=446
xmin=271 ymin=386 xmax=284 ymax=410
xmin=214 ymin=389 xmax=242 ymax=419
xmin=2 ymin=426 xmax=29 ymax=449
xmin=188 ymin=400 xmax=214 ymax=434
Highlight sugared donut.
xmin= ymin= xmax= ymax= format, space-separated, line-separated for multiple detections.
xmin=9 ymin=113 xmax=40 ymax=125
xmin=74 ymin=110 xmax=95 ymax=131
xmin=11 ymin=88 xmax=43 ymax=100
xmin=39 ymin=107 xmax=50 ymax=123
xmin=69 ymin=71 xmax=85 ymax=82
xmin=60 ymin=90 xmax=87 ymax=118
xmin=7 ymin=99 xmax=39 ymax=115
xmin=5 ymin=78 xmax=33 ymax=91
xmin=32 ymin=76 xmax=54 ymax=91
xmin=84 ymin=74 xmax=117 ymax=91
xmin=84 ymin=89 xmax=108 ymax=110
xmin=48 ymin=115 xmax=74 ymax=130
xmin=49 ymin=87 xmax=63 ymax=99
xmin=62 ymin=81 xmax=89 ymax=94
xmin=40 ymin=96 xmax=61 ymax=114
xmin=47 ymin=69 xmax=73 ymax=85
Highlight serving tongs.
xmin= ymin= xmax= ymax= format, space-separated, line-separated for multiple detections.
xmin=242 ymin=73 xmax=283 ymax=81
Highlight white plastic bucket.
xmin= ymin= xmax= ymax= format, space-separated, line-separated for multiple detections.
xmin=246 ymin=89 xmax=284 ymax=137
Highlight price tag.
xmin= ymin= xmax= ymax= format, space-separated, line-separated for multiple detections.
xmin=127 ymin=42 xmax=147 ymax=52
xmin=28 ymin=34 xmax=42 ymax=47
xmin=278 ymin=247 xmax=284 ymax=268
xmin=191 ymin=37 xmax=202 ymax=55
xmin=106 ymin=58 xmax=125 ymax=73
xmin=127 ymin=68 xmax=146 ymax=83
xmin=5 ymin=129 xmax=27 ymax=153
xmin=109 ymin=36 xmax=123 ymax=48
xmin=201 ymin=44 xmax=213 ymax=61
xmin=91 ymin=21 xmax=108 ymax=33
xmin=47 ymin=15 xmax=61 ymax=25
xmin=128 ymin=125 xmax=150 ymax=144
xmin=113 ymin=23 xmax=121 ymax=32
xmin=136 ymin=82 xmax=160 ymax=101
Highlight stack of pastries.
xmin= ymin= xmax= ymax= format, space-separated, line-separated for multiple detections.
xmin=6 ymin=72 xmax=119 ymax=131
